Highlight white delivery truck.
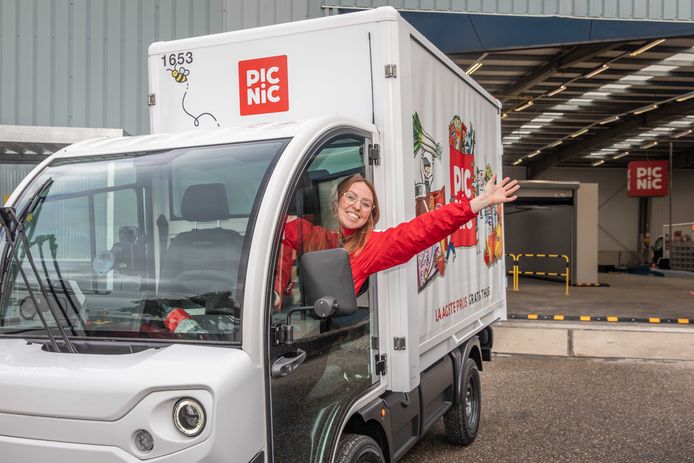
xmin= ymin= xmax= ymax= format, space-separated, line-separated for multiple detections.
xmin=0 ymin=7 xmax=506 ymax=463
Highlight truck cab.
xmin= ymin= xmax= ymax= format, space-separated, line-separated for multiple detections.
xmin=0 ymin=117 xmax=395 ymax=462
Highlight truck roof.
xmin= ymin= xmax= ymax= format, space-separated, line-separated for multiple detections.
xmin=55 ymin=118 xmax=327 ymax=159
xmin=149 ymin=7 xmax=400 ymax=55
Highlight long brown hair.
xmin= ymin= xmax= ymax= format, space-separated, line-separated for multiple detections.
xmin=336 ymin=174 xmax=380 ymax=255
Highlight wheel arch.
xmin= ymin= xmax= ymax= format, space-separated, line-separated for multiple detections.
xmin=451 ymin=335 xmax=482 ymax=405
xmin=343 ymin=402 xmax=392 ymax=462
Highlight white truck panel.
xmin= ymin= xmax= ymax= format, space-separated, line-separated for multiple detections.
xmin=148 ymin=7 xmax=505 ymax=394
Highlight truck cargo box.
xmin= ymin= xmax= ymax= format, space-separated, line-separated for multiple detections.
xmin=149 ymin=7 xmax=506 ymax=392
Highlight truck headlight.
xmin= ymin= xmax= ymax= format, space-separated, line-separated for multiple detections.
xmin=173 ymin=398 xmax=206 ymax=437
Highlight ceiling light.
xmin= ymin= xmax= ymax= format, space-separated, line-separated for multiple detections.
xmin=676 ymin=92 xmax=694 ymax=103
xmin=547 ymin=85 xmax=567 ymax=97
xmin=633 ymin=104 xmax=658 ymax=115
xmin=667 ymin=120 xmax=691 ymax=126
xmin=512 ymin=158 xmax=523 ymax=166
xmin=599 ymin=115 xmax=620 ymax=125
xmin=501 ymin=113 xmax=508 ymax=119
xmin=585 ymin=64 xmax=609 ymax=79
xmin=602 ymin=83 xmax=630 ymax=91
xmin=673 ymin=129 xmax=693 ymax=139
xmin=571 ymin=128 xmax=589 ymax=138
xmin=629 ymin=38 xmax=666 ymax=57
xmin=527 ymin=150 xmax=541 ymax=158
xmin=613 ymin=152 xmax=629 ymax=159
xmin=548 ymin=140 xmax=563 ymax=148
xmin=584 ymin=91 xmax=610 ymax=98
xmin=465 ymin=62 xmax=483 ymax=75
xmin=592 ymin=160 xmax=605 ymax=167
xmin=665 ymin=52 xmax=694 ymax=62
xmin=515 ymin=100 xmax=534 ymax=112
xmin=619 ymin=75 xmax=653 ymax=83
xmin=641 ymin=141 xmax=658 ymax=149
xmin=523 ymin=124 xmax=542 ymax=129
xmin=642 ymin=64 xmax=678 ymax=73
xmin=567 ymin=98 xmax=594 ymax=105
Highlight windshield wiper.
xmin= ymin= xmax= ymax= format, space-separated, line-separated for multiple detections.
xmin=33 ymin=234 xmax=85 ymax=335
xmin=0 ymin=206 xmax=77 ymax=353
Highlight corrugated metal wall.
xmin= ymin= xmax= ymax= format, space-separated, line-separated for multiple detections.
xmin=0 ymin=164 xmax=35 ymax=203
xmin=224 ymin=0 xmax=325 ymax=30
xmin=0 ymin=0 xmax=225 ymax=137
xmin=322 ymin=0 xmax=694 ymax=21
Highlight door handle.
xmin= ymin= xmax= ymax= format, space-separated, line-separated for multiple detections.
xmin=271 ymin=349 xmax=307 ymax=379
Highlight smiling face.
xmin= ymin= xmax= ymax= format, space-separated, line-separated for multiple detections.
xmin=337 ymin=181 xmax=374 ymax=230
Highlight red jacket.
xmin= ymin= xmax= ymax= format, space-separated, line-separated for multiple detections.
xmin=275 ymin=198 xmax=475 ymax=296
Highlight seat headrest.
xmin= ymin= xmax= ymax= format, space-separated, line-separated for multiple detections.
xmin=181 ymin=183 xmax=230 ymax=222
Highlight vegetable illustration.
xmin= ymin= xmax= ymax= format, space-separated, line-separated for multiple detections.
xmin=413 ymin=112 xmax=442 ymax=159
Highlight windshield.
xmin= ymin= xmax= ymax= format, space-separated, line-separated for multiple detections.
xmin=0 ymin=138 xmax=288 ymax=344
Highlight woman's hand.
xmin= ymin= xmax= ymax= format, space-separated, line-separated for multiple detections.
xmin=470 ymin=175 xmax=519 ymax=213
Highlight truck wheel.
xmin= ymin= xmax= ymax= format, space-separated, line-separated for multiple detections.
xmin=443 ymin=357 xmax=481 ymax=446
xmin=335 ymin=434 xmax=385 ymax=463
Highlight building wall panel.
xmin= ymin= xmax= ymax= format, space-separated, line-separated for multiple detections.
xmin=536 ymin=168 xmax=639 ymax=257
xmin=0 ymin=0 xmax=225 ymax=136
xmin=36 ymin=2 xmax=52 ymax=127
xmin=1 ymin=0 xmax=18 ymax=125
xmin=0 ymin=164 xmax=35 ymax=204
xmin=650 ymin=170 xmax=694 ymax=239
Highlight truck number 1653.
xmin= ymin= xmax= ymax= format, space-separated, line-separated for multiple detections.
xmin=162 ymin=52 xmax=193 ymax=67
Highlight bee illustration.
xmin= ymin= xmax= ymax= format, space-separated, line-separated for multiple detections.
xmin=168 ymin=66 xmax=190 ymax=83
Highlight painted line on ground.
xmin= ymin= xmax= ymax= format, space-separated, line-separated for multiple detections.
xmin=508 ymin=313 xmax=690 ymax=324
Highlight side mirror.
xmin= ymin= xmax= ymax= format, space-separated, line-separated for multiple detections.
xmin=300 ymin=248 xmax=358 ymax=318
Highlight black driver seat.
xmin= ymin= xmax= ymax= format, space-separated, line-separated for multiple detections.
xmin=160 ymin=183 xmax=243 ymax=303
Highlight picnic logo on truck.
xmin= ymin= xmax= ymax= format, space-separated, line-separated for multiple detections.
xmin=238 ymin=55 xmax=289 ymax=115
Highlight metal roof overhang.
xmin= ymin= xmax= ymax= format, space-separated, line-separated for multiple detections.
xmin=338 ymin=8 xmax=694 ymax=174
xmin=0 ymin=125 xmax=126 ymax=164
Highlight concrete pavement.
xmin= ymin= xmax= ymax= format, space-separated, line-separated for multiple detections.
xmin=401 ymin=355 xmax=694 ymax=463
xmin=494 ymin=320 xmax=694 ymax=361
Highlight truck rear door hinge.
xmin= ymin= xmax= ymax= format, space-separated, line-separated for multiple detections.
xmin=147 ymin=94 xmax=156 ymax=106
xmin=368 ymin=144 xmax=381 ymax=166
xmin=375 ymin=354 xmax=387 ymax=376
xmin=393 ymin=337 xmax=406 ymax=350
xmin=384 ymin=64 xmax=397 ymax=78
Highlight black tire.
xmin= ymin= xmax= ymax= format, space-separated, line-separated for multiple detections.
xmin=335 ymin=434 xmax=385 ymax=463
xmin=443 ymin=357 xmax=481 ymax=446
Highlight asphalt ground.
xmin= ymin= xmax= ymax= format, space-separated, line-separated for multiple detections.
xmin=401 ymin=354 xmax=694 ymax=463
xmin=507 ymin=272 xmax=694 ymax=321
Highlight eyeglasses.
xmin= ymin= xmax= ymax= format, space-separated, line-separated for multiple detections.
xmin=341 ymin=191 xmax=375 ymax=211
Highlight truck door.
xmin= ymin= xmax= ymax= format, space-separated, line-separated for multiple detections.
xmin=267 ymin=132 xmax=379 ymax=463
